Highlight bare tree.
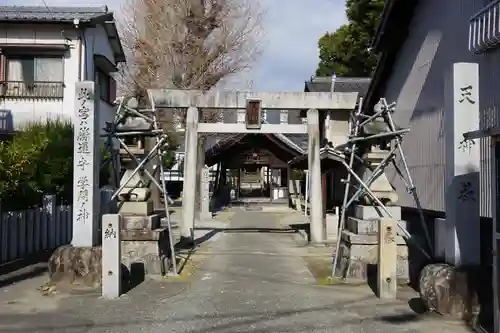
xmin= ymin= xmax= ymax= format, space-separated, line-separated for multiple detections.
xmin=118 ymin=0 xmax=264 ymax=125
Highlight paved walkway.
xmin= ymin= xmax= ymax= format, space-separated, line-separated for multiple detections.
xmin=0 ymin=211 xmax=471 ymax=332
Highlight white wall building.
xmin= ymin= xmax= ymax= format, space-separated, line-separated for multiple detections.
xmin=364 ymin=1 xmax=500 ymax=331
xmin=0 ymin=5 xmax=125 ymax=133
xmin=363 ymin=0 xmax=500 ymax=218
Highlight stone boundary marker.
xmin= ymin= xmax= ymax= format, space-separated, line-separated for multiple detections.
xmin=102 ymin=214 xmax=121 ymax=299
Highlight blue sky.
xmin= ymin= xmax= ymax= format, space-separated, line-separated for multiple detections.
xmin=4 ymin=0 xmax=347 ymax=91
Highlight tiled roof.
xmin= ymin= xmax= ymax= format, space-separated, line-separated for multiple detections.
xmin=0 ymin=5 xmax=126 ymax=63
xmin=285 ymin=134 xmax=308 ymax=151
xmin=0 ymin=5 xmax=112 ymax=23
xmin=304 ymin=76 xmax=371 ymax=99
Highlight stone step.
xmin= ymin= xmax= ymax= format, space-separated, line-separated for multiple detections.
xmin=341 ymin=230 xmax=407 ymax=246
xmin=244 ymin=205 xmax=263 ymax=211
xmin=159 ymin=218 xmax=182 ymax=244
xmin=121 ymin=230 xmax=170 ymax=276
xmin=121 ymin=228 xmax=167 ymax=241
xmin=121 ymin=213 xmax=162 ymax=230
xmin=117 ymin=201 xmax=154 ymax=216
xmin=354 ymin=205 xmax=401 ymax=220
xmin=346 ymin=217 xmax=407 ymax=235
xmin=334 ymin=241 xmax=409 ymax=282
xmin=160 ymin=217 xmax=180 ymax=228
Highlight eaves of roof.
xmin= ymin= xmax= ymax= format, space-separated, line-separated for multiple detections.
xmin=0 ymin=6 xmax=126 ymax=63
xmin=363 ymin=0 xmax=420 ymax=113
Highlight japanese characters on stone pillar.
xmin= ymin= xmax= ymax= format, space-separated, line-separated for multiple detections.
xmin=200 ymin=165 xmax=211 ymax=220
xmin=377 ymin=218 xmax=397 ymax=300
xmin=444 ymin=62 xmax=480 ymax=266
xmin=102 ymin=214 xmax=121 ymax=299
xmin=72 ymin=81 xmax=100 ymax=247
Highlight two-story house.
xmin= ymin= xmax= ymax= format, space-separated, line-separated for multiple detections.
xmin=0 ymin=5 xmax=125 ymax=133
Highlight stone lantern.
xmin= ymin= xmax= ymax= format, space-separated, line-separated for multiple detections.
xmin=116 ymin=98 xmax=151 ymax=202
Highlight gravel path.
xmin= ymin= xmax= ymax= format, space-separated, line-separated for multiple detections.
xmin=0 ymin=211 xmax=471 ymax=333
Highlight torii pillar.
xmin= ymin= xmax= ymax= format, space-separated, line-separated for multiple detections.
xmin=307 ymin=108 xmax=324 ymax=243
xmin=181 ymin=106 xmax=199 ymax=239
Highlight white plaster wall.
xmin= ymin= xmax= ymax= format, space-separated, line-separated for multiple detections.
xmin=99 ymin=100 xmax=116 ymax=133
xmin=0 ymin=25 xmax=78 ymax=127
xmin=0 ymin=24 xmax=118 ymax=135
xmin=378 ymin=0 xmax=498 ymax=216
xmin=83 ymin=24 xmax=117 ymax=134
xmin=83 ymin=24 xmax=117 ymax=79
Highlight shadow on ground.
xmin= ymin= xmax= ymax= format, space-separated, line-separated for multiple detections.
xmin=173 ymin=226 xmax=301 ymax=252
xmin=0 ymin=294 xmax=468 ymax=333
xmin=120 ymin=262 xmax=146 ymax=293
xmin=0 ymin=250 xmax=53 ymax=288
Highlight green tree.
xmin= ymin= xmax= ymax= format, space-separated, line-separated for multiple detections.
xmin=0 ymin=119 xmax=113 ymax=210
xmin=0 ymin=119 xmax=74 ymax=209
xmin=315 ymin=0 xmax=384 ymax=77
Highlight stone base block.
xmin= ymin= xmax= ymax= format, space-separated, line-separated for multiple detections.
xmin=260 ymin=204 xmax=294 ymax=212
xmin=334 ymin=234 xmax=409 ymax=282
xmin=419 ymin=263 xmax=480 ymax=325
xmin=354 ymin=205 xmax=401 ymax=220
xmin=121 ymin=228 xmax=166 ymax=241
xmin=120 ymin=213 xmax=162 ymax=230
xmin=326 ymin=214 xmax=339 ymax=240
xmin=347 ymin=217 xmax=407 ymax=234
xmin=117 ymin=201 xmax=154 ymax=216
xmin=341 ymin=230 xmax=407 ymax=245
xmin=121 ymin=228 xmax=173 ymax=276
xmin=199 ymin=211 xmax=213 ymax=220
xmin=118 ymin=187 xmax=150 ymax=202
xmin=160 ymin=219 xmax=181 ymax=243
xmin=161 ymin=216 xmax=180 ymax=228
xmin=48 ymin=245 xmax=102 ymax=288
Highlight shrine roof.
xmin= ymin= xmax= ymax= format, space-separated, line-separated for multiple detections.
xmin=288 ymin=146 xmax=346 ymax=170
xmin=204 ymin=131 xmax=305 ymax=167
xmin=304 ymin=77 xmax=371 ymax=100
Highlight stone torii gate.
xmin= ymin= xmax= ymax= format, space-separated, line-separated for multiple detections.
xmin=147 ymin=89 xmax=358 ymax=244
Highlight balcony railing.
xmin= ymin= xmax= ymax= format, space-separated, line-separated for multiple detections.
xmin=0 ymin=81 xmax=64 ymax=99
xmin=469 ymin=0 xmax=500 ymax=53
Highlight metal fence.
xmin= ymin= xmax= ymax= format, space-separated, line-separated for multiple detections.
xmin=0 ymin=189 xmax=115 ymax=266
xmin=0 ymin=195 xmax=71 ymax=265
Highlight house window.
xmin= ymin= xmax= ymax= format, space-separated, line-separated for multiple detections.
xmin=1 ymin=55 xmax=64 ymax=99
xmin=94 ymin=69 xmax=116 ymax=104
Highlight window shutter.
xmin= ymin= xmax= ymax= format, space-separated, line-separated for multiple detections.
xmin=109 ymin=76 xmax=116 ymax=103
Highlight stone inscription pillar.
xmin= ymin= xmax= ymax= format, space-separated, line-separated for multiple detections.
xmin=102 ymin=214 xmax=121 ymax=299
xmin=444 ymin=62 xmax=480 ymax=266
xmin=72 ymin=81 xmax=100 ymax=247
xmin=377 ymin=218 xmax=397 ymax=300
xmin=200 ymin=165 xmax=211 ymax=220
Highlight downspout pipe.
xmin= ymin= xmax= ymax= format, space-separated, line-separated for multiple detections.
xmin=74 ymin=18 xmax=86 ymax=81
